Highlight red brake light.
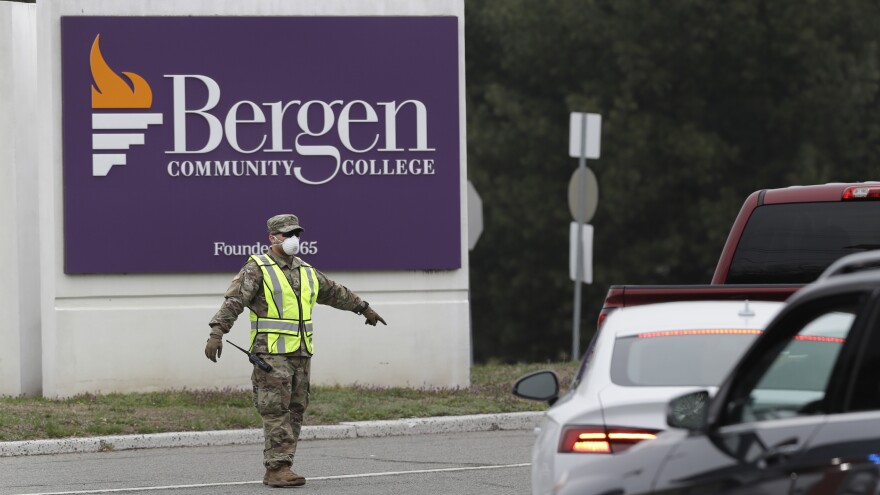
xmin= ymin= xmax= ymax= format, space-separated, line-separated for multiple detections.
xmin=559 ymin=426 xmax=658 ymax=454
xmin=794 ymin=335 xmax=846 ymax=343
xmin=843 ymin=186 xmax=880 ymax=200
xmin=636 ymin=328 xmax=846 ymax=344
xmin=637 ymin=329 xmax=762 ymax=339
xmin=634 ymin=329 xmax=844 ymax=343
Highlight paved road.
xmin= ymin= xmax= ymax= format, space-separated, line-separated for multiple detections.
xmin=0 ymin=430 xmax=534 ymax=495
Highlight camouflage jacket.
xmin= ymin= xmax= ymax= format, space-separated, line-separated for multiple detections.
xmin=208 ymin=249 xmax=365 ymax=355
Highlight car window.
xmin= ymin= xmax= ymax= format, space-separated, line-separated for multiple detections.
xmin=724 ymin=305 xmax=858 ymax=425
xmin=610 ymin=331 xmax=760 ymax=387
xmin=846 ymin=306 xmax=880 ymax=412
xmin=728 ymin=202 xmax=880 ymax=284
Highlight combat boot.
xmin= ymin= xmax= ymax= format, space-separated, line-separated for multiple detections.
xmin=263 ymin=465 xmax=306 ymax=487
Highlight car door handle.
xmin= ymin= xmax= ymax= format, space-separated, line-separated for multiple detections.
xmin=756 ymin=437 xmax=800 ymax=468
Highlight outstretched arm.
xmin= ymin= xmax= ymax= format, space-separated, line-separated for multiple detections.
xmin=315 ymin=270 xmax=387 ymax=326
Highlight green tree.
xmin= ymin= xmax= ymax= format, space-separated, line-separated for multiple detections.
xmin=466 ymin=0 xmax=880 ymax=362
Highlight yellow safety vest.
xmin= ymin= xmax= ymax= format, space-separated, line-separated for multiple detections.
xmin=248 ymin=254 xmax=319 ymax=354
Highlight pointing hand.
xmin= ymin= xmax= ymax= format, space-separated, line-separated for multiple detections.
xmin=363 ymin=307 xmax=387 ymax=326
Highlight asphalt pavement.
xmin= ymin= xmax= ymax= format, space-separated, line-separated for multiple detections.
xmin=0 ymin=411 xmax=544 ymax=457
xmin=1 ymin=429 xmax=536 ymax=495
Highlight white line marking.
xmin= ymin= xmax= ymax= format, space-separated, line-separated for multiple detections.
xmin=13 ymin=463 xmax=530 ymax=495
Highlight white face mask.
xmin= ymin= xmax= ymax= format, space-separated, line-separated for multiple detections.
xmin=281 ymin=236 xmax=300 ymax=255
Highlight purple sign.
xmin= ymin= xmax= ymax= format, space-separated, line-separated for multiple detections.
xmin=60 ymin=16 xmax=461 ymax=273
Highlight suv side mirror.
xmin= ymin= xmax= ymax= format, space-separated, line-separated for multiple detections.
xmin=512 ymin=370 xmax=560 ymax=405
xmin=667 ymin=390 xmax=710 ymax=432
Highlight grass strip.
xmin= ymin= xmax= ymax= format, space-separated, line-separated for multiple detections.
xmin=0 ymin=362 xmax=577 ymax=441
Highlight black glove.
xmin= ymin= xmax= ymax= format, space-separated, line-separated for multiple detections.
xmin=205 ymin=335 xmax=223 ymax=362
xmin=362 ymin=307 xmax=387 ymax=326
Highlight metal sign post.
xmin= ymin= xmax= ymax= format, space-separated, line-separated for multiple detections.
xmin=568 ymin=112 xmax=601 ymax=361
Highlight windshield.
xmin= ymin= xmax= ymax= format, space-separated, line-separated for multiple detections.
xmin=611 ymin=332 xmax=760 ymax=387
xmin=727 ymin=202 xmax=880 ymax=284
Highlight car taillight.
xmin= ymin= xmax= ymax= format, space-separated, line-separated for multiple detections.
xmin=843 ymin=186 xmax=880 ymax=200
xmin=637 ymin=328 xmax=762 ymax=338
xmin=559 ymin=426 xmax=659 ymax=454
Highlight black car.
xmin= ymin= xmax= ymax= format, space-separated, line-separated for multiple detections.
xmin=555 ymin=252 xmax=880 ymax=495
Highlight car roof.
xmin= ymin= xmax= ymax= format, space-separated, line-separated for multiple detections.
xmin=761 ymin=181 xmax=880 ymax=204
xmin=603 ymin=300 xmax=786 ymax=338
xmin=818 ymin=249 xmax=880 ymax=280
xmin=788 ymin=264 xmax=880 ymax=306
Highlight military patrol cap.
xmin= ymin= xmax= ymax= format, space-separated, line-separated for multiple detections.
xmin=267 ymin=214 xmax=304 ymax=234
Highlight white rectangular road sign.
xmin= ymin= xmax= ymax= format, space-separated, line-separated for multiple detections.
xmin=568 ymin=112 xmax=602 ymax=159
xmin=569 ymin=222 xmax=594 ymax=284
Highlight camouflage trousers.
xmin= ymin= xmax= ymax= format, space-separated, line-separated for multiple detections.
xmin=251 ymin=354 xmax=311 ymax=470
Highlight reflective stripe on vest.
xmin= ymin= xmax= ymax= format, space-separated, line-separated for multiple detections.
xmin=248 ymin=254 xmax=319 ymax=354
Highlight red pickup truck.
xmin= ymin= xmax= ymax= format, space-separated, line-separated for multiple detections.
xmin=598 ymin=182 xmax=880 ymax=327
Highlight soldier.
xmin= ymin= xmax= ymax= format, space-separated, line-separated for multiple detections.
xmin=204 ymin=213 xmax=386 ymax=488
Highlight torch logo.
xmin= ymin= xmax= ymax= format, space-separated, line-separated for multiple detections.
xmin=90 ymin=34 xmax=162 ymax=176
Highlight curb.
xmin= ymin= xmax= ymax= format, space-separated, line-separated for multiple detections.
xmin=0 ymin=411 xmax=544 ymax=457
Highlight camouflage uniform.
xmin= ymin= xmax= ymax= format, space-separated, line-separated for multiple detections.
xmin=209 ymin=243 xmax=365 ymax=470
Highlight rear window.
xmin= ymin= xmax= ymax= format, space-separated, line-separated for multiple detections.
xmin=611 ymin=332 xmax=759 ymax=387
xmin=727 ymin=202 xmax=880 ymax=284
